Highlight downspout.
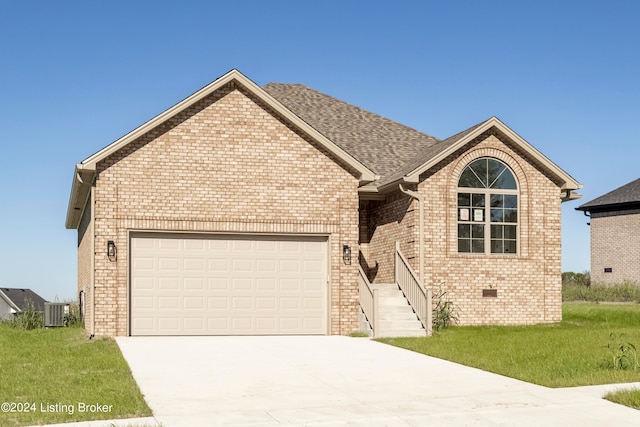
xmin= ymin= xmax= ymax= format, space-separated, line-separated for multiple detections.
xmin=399 ymin=184 xmax=424 ymax=287
xmin=90 ymin=186 xmax=96 ymax=339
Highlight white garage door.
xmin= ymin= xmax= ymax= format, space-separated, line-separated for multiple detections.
xmin=130 ymin=234 xmax=328 ymax=336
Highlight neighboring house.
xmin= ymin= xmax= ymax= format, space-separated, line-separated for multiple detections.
xmin=576 ymin=178 xmax=640 ymax=285
xmin=0 ymin=288 xmax=47 ymax=320
xmin=65 ymin=69 xmax=582 ymax=337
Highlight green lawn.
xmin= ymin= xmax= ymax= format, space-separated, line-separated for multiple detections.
xmin=0 ymin=324 xmax=151 ymax=427
xmin=379 ymin=303 xmax=640 ymax=388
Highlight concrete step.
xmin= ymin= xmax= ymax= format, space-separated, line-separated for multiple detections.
xmin=377 ymin=299 xmax=411 ymax=308
xmin=373 ymin=285 xmax=402 ymax=295
xmin=361 ymin=283 xmax=426 ymax=338
xmin=377 ymin=311 xmax=419 ymax=321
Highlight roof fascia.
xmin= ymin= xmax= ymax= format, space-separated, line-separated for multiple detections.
xmin=403 ymin=117 xmax=582 ymax=191
xmin=79 ymin=69 xmax=376 ymax=183
xmin=576 ymin=201 xmax=640 ymax=213
xmin=65 ymin=166 xmax=95 ymax=229
xmin=358 ymin=186 xmax=386 ymax=200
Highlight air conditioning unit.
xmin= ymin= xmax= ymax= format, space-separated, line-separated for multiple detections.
xmin=45 ymin=303 xmax=69 ymax=327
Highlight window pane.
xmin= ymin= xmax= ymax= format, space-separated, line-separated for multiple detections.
xmin=473 ymin=208 xmax=485 ymax=222
xmin=459 ymin=168 xmax=484 ymax=188
xmin=458 ymin=208 xmax=470 ymax=221
xmin=504 ymin=225 xmax=517 ymax=239
xmin=490 ymin=194 xmax=503 ymax=208
xmin=458 ymin=193 xmax=471 ymax=207
xmin=491 ymin=225 xmax=503 ymax=239
xmin=458 ymin=224 xmax=470 ymax=238
xmin=472 ymin=224 xmax=484 ymax=238
xmin=504 ymin=195 xmax=517 ymax=208
xmin=504 ymin=240 xmax=516 ymax=254
xmin=490 ymin=209 xmax=504 ymax=222
xmin=458 ymin=239 xmax=470 ymax=253
xmin=472 ymin=194 xmax=485 ymax=207
xmin=504 ymin=209 xmax=518 ymax=222
xmin=487 ymin=160 xmax=505 ymax=187
xmin=493 ymin=169 xmax=517 ymax=189
xmin=491 ymin=240 xmax=503 ymax=253
xmin=470 ymin=159 xmax=488 ymax=187
xmin=471 ymin=239 xmax=484 ymax=253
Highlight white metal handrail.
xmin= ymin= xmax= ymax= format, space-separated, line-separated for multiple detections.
xmin=358 ymin=265 xmax=377 ymax=337
xmin=395 ymin=242 xmax=432 ymax=335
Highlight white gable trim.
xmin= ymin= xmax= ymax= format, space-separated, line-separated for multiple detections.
xmin=403 ymin=117 xmax=582 ymax=191
xmin=66 ymin=69 xmax=376 ymax=229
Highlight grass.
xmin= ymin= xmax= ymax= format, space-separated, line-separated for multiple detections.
xmin=0 ymin=323 xmax=151 ymax=427
xmin=379 ymin=303 xmax=640 ymax=388
xmin=563 ymin=282 xmax=640 ymax=302
xmin=605 ymin=388 xmax=640 ymax=409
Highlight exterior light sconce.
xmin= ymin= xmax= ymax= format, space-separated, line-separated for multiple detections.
xmin=343 ymin=244 xmax=351 ymax=265
xmin=107 ymin=240 xmax=117 ymax=261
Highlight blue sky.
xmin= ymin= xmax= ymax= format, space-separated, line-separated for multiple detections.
xmin=1 ymin=1 xmax=638 ymax=301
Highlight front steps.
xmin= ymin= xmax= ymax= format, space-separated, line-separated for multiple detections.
xmin=369 ymin=284 xmax=427 ymax=338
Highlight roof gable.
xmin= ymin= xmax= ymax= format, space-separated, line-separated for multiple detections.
xmin=66 ymin=69 xmax=376 ymax=229
xmin=0 ymin=288 xmax=47 ymax=312
xmin=371 ymin=117 xmax=582 ymax=194
xmin=577 ymin=178 xmax=640 ymax=212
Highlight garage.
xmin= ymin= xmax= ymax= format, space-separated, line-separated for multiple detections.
xmin=130 ymin=233 xmax=328 ymax=336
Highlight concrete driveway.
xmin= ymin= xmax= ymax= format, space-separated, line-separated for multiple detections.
xmin=116 ymin=336 xmax=640 ymax=426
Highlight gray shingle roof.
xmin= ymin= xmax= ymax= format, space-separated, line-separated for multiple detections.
xmin=375 ymin=119 xmax=489 ymax=187
xmin=0 ymin=288 xmax=47 ymax=312
xmin=577 ymin=178 xmax=640 ymax=212
xmin=263 ymin=83 xmax=441 ymax=181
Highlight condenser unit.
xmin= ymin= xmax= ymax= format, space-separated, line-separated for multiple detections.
xmin=44 ymin=303 xmax=68 ymax=327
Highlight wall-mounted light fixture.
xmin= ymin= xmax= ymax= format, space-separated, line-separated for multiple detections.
xmin=107 ymin=240 xmax=117 ymax=261
xmin=342 ymin=244 xmax=351 ymax=265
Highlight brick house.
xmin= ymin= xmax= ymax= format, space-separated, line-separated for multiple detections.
xmin=576 ymin=178 xmax=640 ymax=285
xmin=66 ymin=69 xmax=582 ymax=337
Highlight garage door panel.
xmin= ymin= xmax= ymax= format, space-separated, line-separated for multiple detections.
xmin=256 ymin=259 xmax=276 ymax=272
xmin=134 ymin=257 xmax=156 ymax=270
xmin=184 ymin=297 xmax=204 ymax=309
xmin=133 ymin=296 xmax=154 ymax=309
xmin=303 ymin=278 xmax=323 ymax=291
xmin=159 ymin=278 xmax=179 ymax=290
xmin=133 ymin=277 xmax=154 ymax=290
xmin=158 ymin=317 xmax=180 ymax=331
xmin=158 ymin=239 xmax=180 ymax=250
xmin=232 ymin=259 xmax=252 ymax=272
xmin=184 ymin=258 xmax=205 ymax=271
xmin=256 ymin=278 xmax=276 ymax=290
xmin=232 ymin=278 xmax=252 ymax=290
xmin=255 ymin=297 xmax=276 ymax=309
xmin=159 ymin=258 xmax=179 ymax=271
xmin=158 ymin=297 xmax=180 ymax=309
xmin=184 ymin=278 xmax=205 ymax=290
xmin=208 ymin=278 xmax=229 ymax=290
xmin=231 ymin=317 xmax=253 ymax=330
xmin=131 ymin=234 xmax=327 ymax=336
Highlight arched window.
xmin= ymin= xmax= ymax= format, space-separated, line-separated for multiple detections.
xmin=457 ymin=158 xmax=518 ymax=254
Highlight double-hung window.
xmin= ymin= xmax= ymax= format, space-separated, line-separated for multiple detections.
xmin=457 ymin=158 xmax=518 ymax=254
